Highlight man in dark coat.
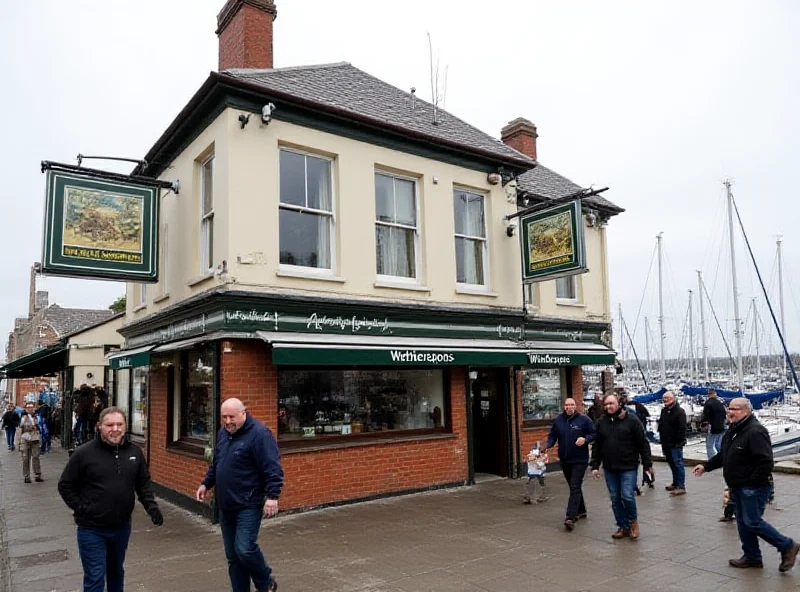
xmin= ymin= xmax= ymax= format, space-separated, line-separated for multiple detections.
xmin=694 ymin=398 xmax=799 ymax=571
xmin=544 ymin=398 xmax=596 ymax=531
xmin=700 ymin=388 xmax=727 ymax=458
xmin=1 ymin=403 xmax=20 ymax=450
xmin=658 ymin=391 xmax=687 ymax=495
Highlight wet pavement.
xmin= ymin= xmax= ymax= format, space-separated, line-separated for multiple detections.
xmin=2 ymin=446 xmax=800 ymax=592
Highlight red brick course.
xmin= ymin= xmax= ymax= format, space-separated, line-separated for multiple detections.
xmin=218 ymin=2 xmax=275 ymax=71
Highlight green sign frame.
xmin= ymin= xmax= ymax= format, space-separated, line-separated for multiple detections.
xmin=520 ymin=199 xmax=586 ymax=283
xmin=42 ymin=170 xmax=159 ymax=282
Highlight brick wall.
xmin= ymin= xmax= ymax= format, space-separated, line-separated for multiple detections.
xmin=218 ymin=2 xmax=275 ymax=71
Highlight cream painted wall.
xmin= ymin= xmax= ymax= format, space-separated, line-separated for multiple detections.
xmin=67 ymin=316 xmax=124 ymax=367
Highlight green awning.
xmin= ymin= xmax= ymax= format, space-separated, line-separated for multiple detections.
xmin=0 ymin=345 xmax=67 ymax=378
xmin=107 ymin=345 xmax=156 ymax=370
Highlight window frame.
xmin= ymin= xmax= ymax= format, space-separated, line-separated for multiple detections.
xmin=160 ymin=223 xmax=170 ymax=297
xmin=555 ymin=275 xmax=579 ymax=303
xmin=172 ymin=345 xmax=217 ymax=456
xmin=278 ymin=147 xmax=336 ymax=276
xmin=200 ymin=154 xmax=215 ymax=273
xmin=374 ymin=171 xmax=421 ymax=284
xmin=453 ymin=188 xmax=489 ymax=288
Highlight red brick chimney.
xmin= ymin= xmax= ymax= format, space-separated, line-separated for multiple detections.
xmin=500 ymin=117 xmax=538 ymax=161
xmin=216 ymin=0 xmax=278 ymax=71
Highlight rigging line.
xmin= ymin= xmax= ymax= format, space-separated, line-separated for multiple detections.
xmin=662 ymin=249 xmax=684 ymax=359
xmin=630 ymin=241 xmax=658 ymax=340
xmin=707 ymin=186 xmax=729 ymax=300
xmin=702 ymin=279 xmax=737 ymax=371
xmin=621 ymin=312 xmax=650 ymax=393
xmin=675 ymin=298 xmax=690 ymax=374
xmin=731 ymin=192 xmax=800 ymax=391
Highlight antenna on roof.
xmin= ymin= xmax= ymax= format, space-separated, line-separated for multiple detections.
xmin=427 ymin=33 xmax=449 ymax=126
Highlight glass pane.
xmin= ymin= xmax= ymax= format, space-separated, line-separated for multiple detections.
xmin=453 ymin=190 xmax=468 ymax=235
xmin=306 ymin=155 xmax=331 ymax=211
xmin=202 ymin=157 xmax=214 ymax=215
xmin=278 ymin=369 xmax=445 ymax=440
xmin=115 ymin=369 xmax=130 ymax=416
xmin=201 ymin=217 xmax=213 ymax=270
xmin=375 ymin=174 xmax=393 ymax=222
xmin=279 ymin=150 xmax=306 ymax=207
xmin=455 ymin=237 xmax=484 ymax=284
xmin=376 ymin=226 xmax=415 ymax=278
xmin=279 ymin=208 xmax=331 ymax=268
xmin=394 ymin=178 xmax=416 ymax=226
xmin=131 ymin=367 xmax=148 ymax=436
xmin=183 ymin=348 xmax=214 ymax=444
xmin=466 ymin=193 xmax=485 ymax=238
xmin=556 ymin=276 xmax=576 ymax=299
xmin=521 ymin=369 xmax=562 ymax=421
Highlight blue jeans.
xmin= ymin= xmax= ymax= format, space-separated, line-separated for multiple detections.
xmin=5 ymin=427 xmax=15 ymax=449
xmin=604 ymin=469 xmax=638 ymax=529
xmin=731 ymin=486 xmax=795 ymax=561
xmin=219 ymin=507 xmax=272 ymax=592
xmin=77 ymin=524 xmax=131 ymax=592
xmin=706 ymin=432 xmax=724 ymax=459
xmin=662 ymin=446 xmax=685 ymax=489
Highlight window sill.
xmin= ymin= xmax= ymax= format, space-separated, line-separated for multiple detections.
xmin=279 ymin=430 xmax=455 ymax=454
xmin=523 ymin=421 xmax=555 ymax=429
xmin=166 ymin=441 xmax=209 ymax=461
xmin=132 ymin=304 xmax=147 ymax=312
xmin=455 ymin=285 xmax=498 ymax=297
xmin=188 ymin=271 xmax=215 ymax=288
xmin=153 ymin=293 xmax=170 ymax=304
xmin=555 ymin=300 xmax=585 ymax=308
xmin=277 ymin=268 xmax=346 ymax=283
xmin=374 ymin=280 xmax=431 ymax=293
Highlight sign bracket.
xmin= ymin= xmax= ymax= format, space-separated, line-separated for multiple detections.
xmin=41 ymin=160 xmax=179 ymax=194
xmin=505 ymin=186 xmax=608 ymax=221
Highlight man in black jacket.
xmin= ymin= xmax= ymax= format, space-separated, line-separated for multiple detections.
xmin=58 ymin=407 xmax=163 ymax=592
xmin=591 ymin=394 xmax=653 ymax=541
xmin=694 ymin=398 xmax=799 ymax=572
xmin=700 ymin=388 xmax=727 ymax=458
xmin=1 ymin=403 xmax=20 ymax=450
xmin=658 ymin=391 xmax=687 ymax=496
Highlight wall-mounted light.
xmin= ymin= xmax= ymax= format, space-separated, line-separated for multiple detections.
xmin=505 ymin=218 xmax=518 ymax=237
xmin=261 ymin=103 xmax=276 ymax=125
xmin=222 ymin=340 xmax=233 ymax=354
xmin=468 ymin=370 xmax=478 ymax=380
xmin=487 ymin=172 xmax=501 ymax=185
xmin=238 ymin=113 xmax=252 ymax=129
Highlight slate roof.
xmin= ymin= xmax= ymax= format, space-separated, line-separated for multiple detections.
xmin=516 ymin=163 xmax=624 ymax=214
xmin=223 ymin=63 xmax=534 ymax=167
xmin=44 ymin=306 xmax=116 ymax=339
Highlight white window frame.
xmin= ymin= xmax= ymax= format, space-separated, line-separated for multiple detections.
xmin=160 ymin=223 xmax=169 ymax=297
xmin=555 ymin=275 xmax=579 ymax=303
xmin=138 ymin=283 xmax=147 ymax=307
xmin=375 ymin=171 xmax=420 ymax=284
xmin=524 ymin=283 xmax=538 ymax=309
xmin=453 ymin=188 xmax=489 ymax=288
xmin=200 ymin=155 xmax=215 ymax=273
xmin=278 ymin=148 xmax=336 ymax=277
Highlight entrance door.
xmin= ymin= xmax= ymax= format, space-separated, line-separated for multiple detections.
xmin=471 ymin=368 xmax=509 ymax=477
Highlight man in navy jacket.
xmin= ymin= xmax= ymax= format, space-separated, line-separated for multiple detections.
xmin=545 ymin=398 xmax=596 ymax=531
xmin=197 ymin=398 xmax=284 ymax=592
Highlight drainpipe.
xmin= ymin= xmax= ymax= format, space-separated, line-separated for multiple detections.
xmin=465 ymin=368 xmax=475 ymax=486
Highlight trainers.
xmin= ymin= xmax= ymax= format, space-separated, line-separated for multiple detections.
xmin=729 ymin=557 xmax=763 ymax=569
xmin=629 ymin=520 xmax=640 ymax=540
xmin=665 ymin=484 xmax=676 ymax=491
xmin=779 ymin=542 xmax=800 ymax=572
xmin=522 ymin=496 xmax=532 ymax=505
xmin=564 ymin=518 xmax=575 ymax=531
xmin=35 ymin=476 xmax=43 ymax=482
xmin=611 ymin=527 xmax=630 ymax=539
xmin=718 ymin=516 xmax=735 ymax=522
xmin=670 ymin=488 xmax=686 ymax=497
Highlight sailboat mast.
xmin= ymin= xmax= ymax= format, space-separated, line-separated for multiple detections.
xmin=688 ymin=290 xmax=695 ymax=383
xmin=619 ymin=303 xmax=625 ymax=368
xmin=752 ymin=298 xmax=761 ymax=389
xmin=657 ymin=232 xmax=667 ymax=383
xmin=777 ymin=235 xmax=787 ymax=383
xmin=697 ymin=271 xmax=709 ymax=382
xmin=645 ymin=316 xmax=652 ymax=381
xmin=726 ymin=180 xmax=744 ymax=390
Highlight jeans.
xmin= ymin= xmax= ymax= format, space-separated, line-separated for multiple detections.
xmin=77 ymin=524 xmax=131 ymax=592
xmin=4 ymin=427 xmax=14 ymax=449
xmin=662 ymin=446 xmax=685 ymax=489
xmin=561 ymin=462 xmax=587 ymax=518
xmin=731 ymin=486 xmax=795 ymax=561
xmin=219 ymin=507 xmax=272 ymax=592
xmin=706 ymin=432 xmax=724 ymax=459
xmin=604 ymin=469 xmax=638 ymax=529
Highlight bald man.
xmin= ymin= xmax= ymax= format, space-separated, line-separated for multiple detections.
xmin=658 ymin=391 xmax=687 ymax=496
xmin=197 ymin=398 xmax=284 ymax=592
xmin=544 ymin=398 xmax=596 ymax=531
xmin=694 ymin=398 xmax=798 ymax=572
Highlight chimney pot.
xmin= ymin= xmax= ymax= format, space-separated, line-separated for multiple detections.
xmin=217 ymin=0 xmax=278 ymax=71
xmin=500 ymin=117 xmax=538 ymax=161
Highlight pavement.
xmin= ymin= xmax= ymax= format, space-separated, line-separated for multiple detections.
xmin=2 ymin=446 xmax=800 ymax=592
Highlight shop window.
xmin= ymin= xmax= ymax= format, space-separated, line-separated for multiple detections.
xmin=375 ymin=172 xmax=419 ymax=280
xmin=180 ymin=346 xmax=215 ymax=447
xmin=453 ymin=188 xmax=488 ymax=286
xmin=278 ymin=368 xmax=446 ymax=442
xmin=115 ymin=369 xmax=130 ymax=417
xmin=521 ymin=368 xmax=565 ymax=426
xmin=131 ymin=367 xmax=148 ymax=436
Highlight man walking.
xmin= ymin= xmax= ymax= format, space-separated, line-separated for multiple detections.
xmin=58 ymin=407 xmax=163 ymax=592
xmin=700 ymin=388 xmax=727 ymax=458
xmin=544 ymin=398 xmax=595 ymax=531
xmin=16 ymin=402 xmax=42 ymax=483
xmin=591 ymin=393 xmax=653 ymax=541
xmin=693 ymin=397 xmax=799 ymax=572
xmin=1 ymin=403 xmax=20 ymax=450
xmin=197 ymin=398 xmax=284 ymax=592
xmin=658 ymin=391 xmax=687 ymax=496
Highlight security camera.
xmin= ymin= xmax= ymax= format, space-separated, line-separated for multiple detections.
xmin=261 ymin=103 xmax=276 ymax=125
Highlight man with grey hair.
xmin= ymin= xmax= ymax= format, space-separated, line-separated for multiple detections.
xmin=658 ymin=390 xmax=687 ymax=496
xmin=694 ymin=397 xmax=799 ymax=572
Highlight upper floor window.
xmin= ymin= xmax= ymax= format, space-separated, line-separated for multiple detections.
xmin=556 ymin=275 xmax=577 ymax=301
xmin=375 ymin=173 xmax=418 ymax=280
xmin=524 ymin=283 xmax=538 ymax=308
xmin=453 ymin=189 xmax=487 ymax=285
xmin=139 ymin=283 xmax=147 ymax=306
xmin=279 ymin=149 xmax=333 ymax=270
xmin=200 ymin=155 xmax=215 ymax=272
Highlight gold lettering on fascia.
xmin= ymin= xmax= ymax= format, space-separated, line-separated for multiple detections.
xmin=306 ymin=313 xmax=390 ymax=333
xmin=225 ymin=310 xmax=279 ymax=330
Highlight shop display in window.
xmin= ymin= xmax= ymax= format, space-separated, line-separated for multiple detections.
xmin=521 ymin=368 xmax=563 ymax=421
xmin=182 ymin=347 xmax=214 ymax=444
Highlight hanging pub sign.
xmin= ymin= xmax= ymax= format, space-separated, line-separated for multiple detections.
xmin=519 ymin=199 xmax=586 ymax=283
xmin=40 ymin=163 xmax=161 ymax=282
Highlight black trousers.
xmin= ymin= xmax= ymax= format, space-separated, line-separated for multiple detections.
xmin=561 ymin=462 xmax=588 ymax=519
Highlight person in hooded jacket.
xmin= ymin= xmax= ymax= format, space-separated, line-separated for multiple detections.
xmin=58 ymin=406 xmax=163 ymax=592
xmin=544 ymin=398 xmax=596 ymax=531
xmin=197 ymin=398 xmax=284 ymax=592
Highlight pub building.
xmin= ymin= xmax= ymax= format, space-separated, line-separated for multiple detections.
xmin=99 ymin=0 xmax=622 ymax=516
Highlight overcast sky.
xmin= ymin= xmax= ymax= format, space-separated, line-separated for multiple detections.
xmin=3 ymin=1 xmax=799 ymax=372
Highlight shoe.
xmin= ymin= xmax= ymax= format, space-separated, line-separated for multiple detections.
xmin=258 ymin=579 xmax=278 ymax=592
xmin=35 ymin=476 xmax=43 ymax=482
xmin=635 ymin=487 xmax=642 ymax=496
xmin=665 ymin=484 xmax=677 ymax=491
xmin=522 ymin=496 xmax=532 ymax=505
xmin=670 ymin=488 xmax=686 ymax=496
xmin=24 ymin=478 xmax=31 ymax=483
xmin=576 ymin=513 xmax=588 ymax=520
xmin=779 ymin=542 xmax=800 ymax=572
xmin=647 ymin=482 xmax=654 ymax=489
xmin=536 ymin=496 xmax=550 ymax=503
xmin=728 ymin=557 xmax=763 ymax=569
xmin=719 ymin=516 xmax=735 ymax=522
xmin=629 ymin=520 xmax=640 ymax=540
xmin=564 ymin=518 xmax=575 ymax=531
xmin=611 ymin=527 xmax=630 ymax=539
